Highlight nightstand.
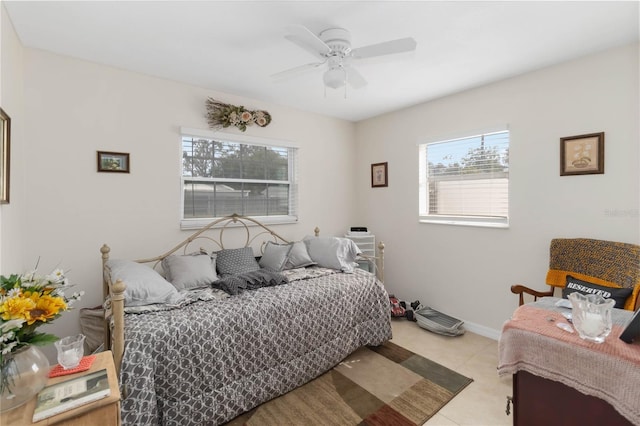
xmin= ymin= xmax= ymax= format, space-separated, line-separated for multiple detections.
xmin=0 ymin=350 xmax=121 ymax=425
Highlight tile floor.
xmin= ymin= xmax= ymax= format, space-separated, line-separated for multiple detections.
xmin=389 ymin=319 xmax=513 ymax=426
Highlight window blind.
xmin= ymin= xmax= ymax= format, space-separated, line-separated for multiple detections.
xmin=419 ymin=130 xmax=509 ymax=227
xmin=180 ymin=131 xmax=298 ymax=229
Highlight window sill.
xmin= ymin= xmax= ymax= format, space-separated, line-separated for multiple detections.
xmin=419 ymin=216 xmax=509 ymax=229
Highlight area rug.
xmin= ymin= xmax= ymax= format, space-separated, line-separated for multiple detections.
xmin=224 ymin=341 xmax=473 ymax=426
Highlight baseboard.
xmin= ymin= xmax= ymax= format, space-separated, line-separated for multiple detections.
xmin=463 ymin=320 xmax=501 ymax=341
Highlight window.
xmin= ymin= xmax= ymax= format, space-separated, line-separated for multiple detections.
xmin=419 ymin=129 xmax=509 ymax=227
xmin=181 ymin=130 xmax=297 ymax=229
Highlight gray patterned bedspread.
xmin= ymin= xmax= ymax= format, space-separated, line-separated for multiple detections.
xmin=119 ymin=268 xmax=392 ymax=425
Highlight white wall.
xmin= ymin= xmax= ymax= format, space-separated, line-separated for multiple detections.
xmin=0 ymin=3 xmax=26 ymax=273
xmin=6 ymin=47 xmax=357 ymax=360
xmin=355 ymin=43 xmax=640 ymax=337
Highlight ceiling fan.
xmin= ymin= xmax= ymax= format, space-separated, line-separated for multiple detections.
xmin=272 ymin=25 xmax=417 ymax=91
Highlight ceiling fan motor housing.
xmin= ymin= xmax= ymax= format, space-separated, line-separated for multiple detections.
xmin=319 ymin=28 xmax=352 ymax=56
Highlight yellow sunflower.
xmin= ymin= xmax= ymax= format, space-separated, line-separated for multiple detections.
xmin=0 ymin=294 xmax=37 ymax=321
xmin=23 ymin=291 xmax=67 ymax=325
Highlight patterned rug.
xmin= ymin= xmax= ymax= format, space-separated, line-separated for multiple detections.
xmin=225 ymin=341 xmax=473 ymax=426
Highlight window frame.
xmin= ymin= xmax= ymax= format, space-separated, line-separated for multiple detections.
xmin=180 ymin=127 xmax=298 ymax=230
xmin=418 ymin=127 xmax=510 ymax=229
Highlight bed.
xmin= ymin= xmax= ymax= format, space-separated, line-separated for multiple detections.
xmin=100 ymin=214 xmax=392 ymax=425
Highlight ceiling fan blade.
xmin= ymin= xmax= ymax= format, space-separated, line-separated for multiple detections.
xmin=284 ymin=35 xmax=326 ymax=60
xmin=271 ymin=61 xmax=326 ymax=81
xmin=285 ymin=25 xmax=332 ymax=58
xmin=346 ymin=67 xmax=367 ymax=89
xmin=351 ymin=37 xmax=417 ymax=59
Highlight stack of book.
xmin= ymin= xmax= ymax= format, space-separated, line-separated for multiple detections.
xmin=32 ymin=368 xmax=111 ymax=422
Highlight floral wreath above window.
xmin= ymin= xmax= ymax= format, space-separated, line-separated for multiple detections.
xmin=206 ymin=98 xmax=272 ymax=132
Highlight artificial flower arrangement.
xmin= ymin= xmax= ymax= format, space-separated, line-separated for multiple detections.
xmin=0 ymin=263 xmax=83 ymax=393
xmin=206 ymin=98 xmax=272 ymax=132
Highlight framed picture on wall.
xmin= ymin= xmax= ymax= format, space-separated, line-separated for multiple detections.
xmin=560 ymin=132 xmax=604 ymax=176
xmin=371 ymin=162 xmax=388 ymax=187
xmin=97 ymin=151 xmax=130 ymax=173
xmin=0 ymin=107 xmax=11 ymax=204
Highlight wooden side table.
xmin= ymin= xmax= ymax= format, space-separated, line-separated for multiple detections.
xmin=498 ymin=298 xmax=639 ymax=425
xmin=1 ymin=350 xmax=121 ymax=425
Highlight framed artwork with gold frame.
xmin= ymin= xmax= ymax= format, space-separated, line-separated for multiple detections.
xmin=0 ymin=108 xmax=11 ymax=204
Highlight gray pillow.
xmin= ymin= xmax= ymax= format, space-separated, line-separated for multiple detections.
xmin=106 ymin=259 xmax=183 ymax=307
xmin=162 ymin=253 xmax=218 ymax=290
xmin=216 ymin=247 xmax=260 ymax=276
xmin=259 ymin=242 xmax=293 ymax=271
xmin=303 ymin=236 xmax=361 ymax=273
xmin=284 ymin=241 xmax=317 ymax=269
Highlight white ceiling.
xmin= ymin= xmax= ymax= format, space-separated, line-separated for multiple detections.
xmin=4 ymin=1 xmax=639 ymax=122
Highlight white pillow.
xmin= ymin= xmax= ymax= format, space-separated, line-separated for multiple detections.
xmin=259 ymin=242 xmax=293 ymax=272
xmin=284 ymin=241 xmax=317 ymax=270
xmin=162 ymin=253 xmax=218 ymax=290
xmin=106 ymin=259 xmax=183 ymax=307
xmin=303 ymin=236 xmax=361 ymax=273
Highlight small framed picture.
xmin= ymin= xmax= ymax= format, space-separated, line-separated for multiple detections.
xmin=560 ymin=132 xmax=604 ymax=176
xmin=371 ymin=162 xmax=388 ymax=188
xmin=0 ymin=107 xmax=10 ymax=204
xmin=97 ymin=151 xmax=130 ymax=173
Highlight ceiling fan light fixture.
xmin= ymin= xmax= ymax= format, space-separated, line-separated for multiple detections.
xmin=323 ymin=67 xmax=346 ymax=89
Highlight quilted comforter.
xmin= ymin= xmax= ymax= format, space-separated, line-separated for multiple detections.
xmin=119 ymin=267 xmax=392 ymax=425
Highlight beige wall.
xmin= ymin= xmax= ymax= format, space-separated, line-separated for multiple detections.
xmin=0 ymin=3 xmax=26 ymax=273
xmin=355 ymin=43 xmax=640 ymax=337
xmin=2 ymin=4 xmax=638 ymax=348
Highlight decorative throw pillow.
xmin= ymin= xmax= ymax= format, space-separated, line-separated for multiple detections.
xmin=562 ymin=275 xmax=632 ymax=309
xmin=216 ymin=247 xmax=260 ymax=276
xmin=106 ymin=259 xmax=183 ymax=307
xmin=259 ymin=242 xmax=293 ymax=272
xmin=303 ymin=236 xmax=361 ymax=273
xmin=284 ymin=241 xmax=317 ymax=270
xmin=162 ymin=253 xmax=218 ymax=291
